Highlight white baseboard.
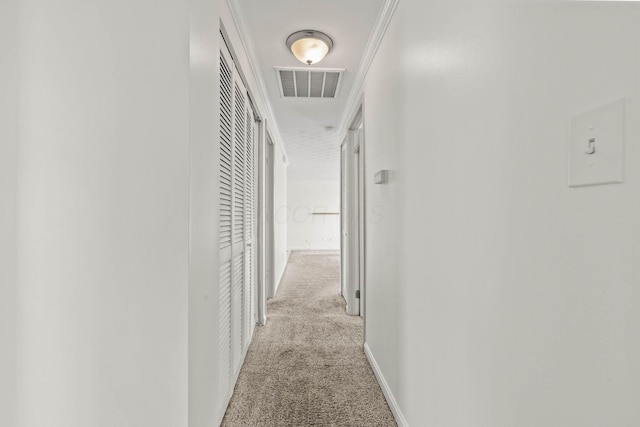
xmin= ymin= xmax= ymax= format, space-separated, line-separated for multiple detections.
xmin=364 ymin=342 xmax=409 ymax=427
xmin=288 ymin=247 xmax=340 ymax=251
xmin=273 ymin=251 xmax=292 ymax=297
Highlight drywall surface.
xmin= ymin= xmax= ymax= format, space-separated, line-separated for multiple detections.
xmin=364 ymin=2 xmax=640 ymax=426
xmin=287 ymin=180 xmax=340 ymax=251
xmin=274 ymin=145 xmax=289 ymax=293
xmin=17 ymin=1 xmax=190 ymax=426
xmin=0 ymin=1 xmax=18 ymax=425
xmin=188 ymin=0 xmax=223 ymax=425
xmin=361 ymin=10 xmax=403 ymax=416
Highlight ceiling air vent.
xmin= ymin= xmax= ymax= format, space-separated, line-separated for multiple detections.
xmin=276 ymin=67 xmax=344 ymax=98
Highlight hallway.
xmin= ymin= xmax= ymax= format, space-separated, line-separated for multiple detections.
xmin=5 ymin=2 xmax=640 ymax=427
xmin=221 ymin=251 xmax=395 ymax=426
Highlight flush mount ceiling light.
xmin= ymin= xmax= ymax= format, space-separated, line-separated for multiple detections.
xmin=286 ymin=30 xmax=333 ymax=65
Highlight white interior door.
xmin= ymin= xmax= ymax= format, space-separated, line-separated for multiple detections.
xmin=341 ymin=131 xmax=360 ymax=316
xmin=244 ymin=103 xmax=257 ymax=348
xmin=218 ymin=45 xmax=234 ymax=410
xmin=231 ymin=71 xmax=247 ymax=374
xmin=218 ymin=39 xmax=258 ymax=411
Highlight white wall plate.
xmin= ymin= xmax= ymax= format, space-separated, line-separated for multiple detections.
xmin=569 ymin=98 xmax=625 ymax=187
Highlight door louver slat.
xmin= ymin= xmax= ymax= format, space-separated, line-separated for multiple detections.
xmin=245 ymin=108 xmax=256 ymax=344
xmin=220 ymin=54 xmax=233 ymax=249
xmin=233 ymin=252 xmax=244 ymax=371
xmin=218 ymin=259 xmax=232 ymax=409
xmin=233 ymin=84 xmax=246 ymax=245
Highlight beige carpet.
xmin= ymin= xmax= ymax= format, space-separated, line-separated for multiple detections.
xmin=221 ymin=250 xmax=397 ymax=427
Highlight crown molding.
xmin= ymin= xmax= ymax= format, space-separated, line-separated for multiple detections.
xmin=226 ymin=0 xmax=288 ymax=157
xmin=337 ymin=0 xmax=399 ymax=139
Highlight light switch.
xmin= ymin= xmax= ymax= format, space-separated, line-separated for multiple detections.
xmin=569 ymin=99 xmax=625 ymax=187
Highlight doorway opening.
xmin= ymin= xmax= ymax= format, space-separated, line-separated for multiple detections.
xmin=340 ymin=104 xmax=365 ymax=321
xmin=260 ymin=131 xmax=275 ymax=308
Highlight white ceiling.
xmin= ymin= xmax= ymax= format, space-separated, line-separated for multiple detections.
xmin=239 ymin=0 xmax=386 ymax=180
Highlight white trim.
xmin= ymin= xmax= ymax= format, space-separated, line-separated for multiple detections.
xmin=256 ymin=119 xmax=268 ymax=326
xmin=364 ymin=342 xmax=409 ymax=427
xmin=273 ymin=66 xmax=346 ymax=73
xmin=287 ymin=247 xmax=340 ymax=251
xmin=287 ymin=248 xmax=340 ymax=254
xmin=337 ymin=0 xmax=399 ymax=140
xmin=226 ymin=0 xmax=288 ymax=159
xmin=342 ymin=129 xmax=360 ymax=317
xmin=264 ymin=134 xmax=276 ymax=300
xmin=273 ymin=250 xmax=292 ymax=297
xmin=355 ymin=111 xmax=366 ymax=323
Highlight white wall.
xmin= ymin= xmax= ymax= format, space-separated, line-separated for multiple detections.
xmin=16 ymin=1 xmax=190 ymax=426
xmin=11 ymin=1 xmax=286 ymax=426
xmin=274 ymin=147 xmax=289 ymax=292
xmin=0 ymin=1 xmax=19 ymax=426
xmin=188 ymin=0 xmax=223 ymax=425
xmin=287 ymin=180 xmax=340 ymax=251
xmin=364 ymin=2 xmax=640 ymax=426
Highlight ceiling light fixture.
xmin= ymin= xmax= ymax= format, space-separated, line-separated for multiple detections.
xmin=286 ymin=30 xmax=333 ymax=66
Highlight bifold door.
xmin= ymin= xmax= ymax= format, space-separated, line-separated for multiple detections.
xmin=219 ymin=40 xmax=258 ymax=413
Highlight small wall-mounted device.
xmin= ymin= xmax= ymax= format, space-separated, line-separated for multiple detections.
xmin=569 ymin=98 xmax=624 ymax=187
xmin=374 ymin=170 xmax=388 ymax=184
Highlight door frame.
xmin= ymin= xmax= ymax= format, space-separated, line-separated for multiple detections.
xmin=257 ymin=120 xmax=266 ymax=325
xmin=258 ymin=122 xmax=275 ymax=324
xmin=341 ymin=103 xmax=365 ymax=318
xmin=261 ymin=129 xmax=276 ymax=304
xmin=355 ymin=118 xmax=366 ymax=320
xmin=340 ymin=143 xmax=346 ymax=298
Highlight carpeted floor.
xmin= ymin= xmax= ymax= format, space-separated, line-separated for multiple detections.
xmin=221 ymin=250 xmax=397 ymax=427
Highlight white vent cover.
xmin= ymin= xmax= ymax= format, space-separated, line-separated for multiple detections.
xmin=276 ymin=67 xmax=344 ymax=98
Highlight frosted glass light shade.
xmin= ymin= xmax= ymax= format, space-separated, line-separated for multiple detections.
xmin=286 ymin=30 xmax=333 ymax=65
xmin=290 ymin=38 xmax=329 ymax=65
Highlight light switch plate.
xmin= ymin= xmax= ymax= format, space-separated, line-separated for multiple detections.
xmin=569 ymin=98 xmax=625 ymax=187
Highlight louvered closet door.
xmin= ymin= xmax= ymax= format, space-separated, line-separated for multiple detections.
xmin=219 ymin=39 xmax=259 ymax=410
xmin=231 ymin=68 xmax=248 ymax=374
xmin=244 ymin=105 xmax=257 ymax=350
xmin=218 ymin=47 xmax=234 ymax=408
